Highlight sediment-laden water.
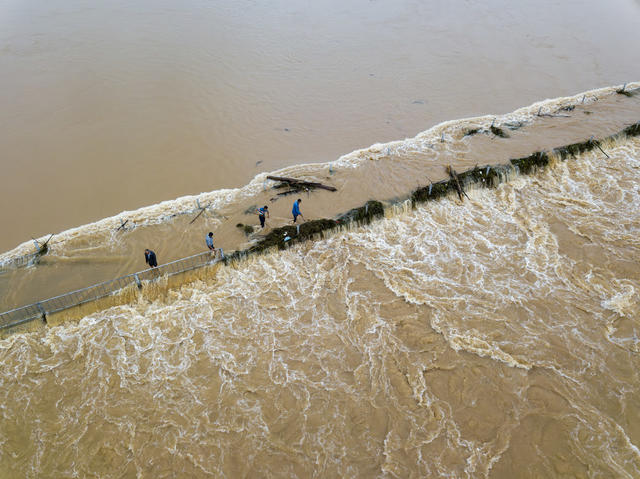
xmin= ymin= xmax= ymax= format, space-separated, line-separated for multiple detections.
xmin=3 ymin=0 xmax=640 ymax=253
xmin=2 ymin=1 xmax=640 ymax=475
xmin=1 ymin=99 xmax=639 ymax=476
xmin=1 ymin=84 xmax=639 ymax=311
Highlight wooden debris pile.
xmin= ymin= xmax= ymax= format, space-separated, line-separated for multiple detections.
xmin=267 ymin=175 xmax=337 ymax=198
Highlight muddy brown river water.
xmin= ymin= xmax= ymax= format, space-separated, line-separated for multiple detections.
xmin=1 ymin=0 xmax=640 ymax=477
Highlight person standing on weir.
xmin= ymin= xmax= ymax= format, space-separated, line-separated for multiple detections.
xmin=144 ymin=249 xmax=158 ymax=268
xmin=206 ymin=232 xmax=223 ymax=259
xmin=206 ymin=232 xmax=215 ymax=251
xmin=256 ymin=205 xmax=269 ymax=228
xmin=292 ymin=198 xmax=304 ymax=223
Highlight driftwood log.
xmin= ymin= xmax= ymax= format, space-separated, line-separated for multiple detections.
xmin=266 ymin=176 xmax=337 ymax=193
xmin=447 ymin=166 xmax=470 ymax=201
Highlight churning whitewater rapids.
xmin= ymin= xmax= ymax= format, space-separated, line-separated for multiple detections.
xmin=1 ymin=84 xmax=639 ymax=477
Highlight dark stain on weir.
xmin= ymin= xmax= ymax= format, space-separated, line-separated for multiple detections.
xmin=623 ymin=122 xmax=640 ymax=137
xmin=225 ymin=201 xmax=384 ymax=263
xmin=511 ymin=151 xmax=549 ymax=174
xmin=554 ymin=140 xmax=598 ymax=160
xmin=236 ymin=223 xmax=254 ymax=236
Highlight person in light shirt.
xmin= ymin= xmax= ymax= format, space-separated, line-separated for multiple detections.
xmin=205 ymin=232 xmax=215 ymax=251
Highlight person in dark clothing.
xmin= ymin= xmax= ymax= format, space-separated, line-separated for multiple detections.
xmin=144 ymin=249 xmax=158 ymax=268
xmin=256 ymin=205 xmax=269 ymax=228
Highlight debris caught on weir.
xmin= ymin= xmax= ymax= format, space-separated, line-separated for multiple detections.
xmin=266 ymin=175 xmax=337 ymax=198
xmin=32 ymin=234 xmax=54 ymax=257
xmin=616 ymin=83 xmax=634 ymax=97
xmin=447 ymin=166 xmax=470 ymax=201
xmin=490 ymin=125 xmax=510 ymax=138
xmin=537 ymin=107 xmax=570 ymax=118
xmin=116 ymin=219 xmax=128 ymax=232
xmin=464 ymin=123 xmax=513 ymax=138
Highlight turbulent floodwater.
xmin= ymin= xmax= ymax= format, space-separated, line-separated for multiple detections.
xmin=2 ymin=84 xmax=639 ymax=312
xmin=2 ymin=1 xmax=640 ymax=474
xmin=1 ymin=132 xmax=639 ymax=476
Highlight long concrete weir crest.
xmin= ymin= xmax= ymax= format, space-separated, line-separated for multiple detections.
xmin=1 ymin=121 xmax=639 ymax=336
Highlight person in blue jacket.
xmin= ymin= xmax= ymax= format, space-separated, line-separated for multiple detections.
xmin=256 ymin=205 xmax=269 ymax=228
xmin=292 ymin=198 xmax=304 ymax=223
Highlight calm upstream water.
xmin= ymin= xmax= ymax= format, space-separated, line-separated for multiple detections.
xmin=1 ymin=0 xmax=640 ymax=477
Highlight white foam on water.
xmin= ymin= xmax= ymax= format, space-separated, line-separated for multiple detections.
xmin=602 ymin=283 xmax=637 ymax=317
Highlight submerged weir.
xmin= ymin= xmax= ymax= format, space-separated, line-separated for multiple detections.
xmin=229 ymin=120 xmax=640 ymax=257
xmin=2 ymin=119 xmax=639 ymax=336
